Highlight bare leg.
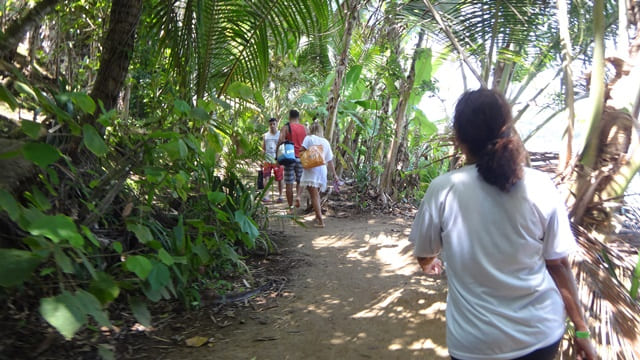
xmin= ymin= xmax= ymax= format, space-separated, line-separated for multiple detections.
xmin=308 ymin=186 xmax=323 ymax=226
xmin=286 ymin=183 xmax=294 ymax=207
xmin=278 ymin=180 xmax=283 ymax=198
xmin=295 ymin=181 xmax=301 ymax=207
xmin=263 ymin=176 xmax=271 ymax=200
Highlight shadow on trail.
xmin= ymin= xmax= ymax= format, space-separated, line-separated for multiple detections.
xmin=160 ymin=215 xmax=448 ymax=360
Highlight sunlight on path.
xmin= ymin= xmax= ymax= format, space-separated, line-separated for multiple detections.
xmin=162 ymin=215 xmax=449 ymax=359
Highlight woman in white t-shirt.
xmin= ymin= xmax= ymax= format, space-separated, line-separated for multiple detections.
xmin=299 ymin=120 xmax=338 ymax=228
xmin=410 ymin=89 xmax=596 ymax=360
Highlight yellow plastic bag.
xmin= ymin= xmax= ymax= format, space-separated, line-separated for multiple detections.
xmin=300 ymin=145 xmax=325 ymax=169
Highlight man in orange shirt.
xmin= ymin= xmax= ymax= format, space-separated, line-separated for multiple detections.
xmin=278 ymin=109 xmax=307 ymax=210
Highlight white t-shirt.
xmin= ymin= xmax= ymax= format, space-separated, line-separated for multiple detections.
xmin=264 ymin=130 xmax=280 ymax=162
xmin=299 ymin=135 xmax=333 ymax=191
xmin=409 ymin=166 xmax=575 ymax=360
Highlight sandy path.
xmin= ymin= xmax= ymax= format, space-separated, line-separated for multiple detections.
xmin=157 ymin=213 xmax=449 ymax=359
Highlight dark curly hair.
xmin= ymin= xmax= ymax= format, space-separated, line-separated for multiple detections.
xmin=453 ymin=89 xmax=524 ymax=192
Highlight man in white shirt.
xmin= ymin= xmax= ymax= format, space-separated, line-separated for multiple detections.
xmin=263 ymin=117 xmax=283 ymax=202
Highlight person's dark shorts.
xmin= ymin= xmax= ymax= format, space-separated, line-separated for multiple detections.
xmin=284 ymin=158 xmax=303 ymax=184
xmin=451 ymin=337 xmax=561 ymax=360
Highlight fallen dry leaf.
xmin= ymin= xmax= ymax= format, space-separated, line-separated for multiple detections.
xmin=185 ymin=336 xmax=209 ymax=347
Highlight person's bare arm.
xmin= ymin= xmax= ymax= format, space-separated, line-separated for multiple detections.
xmin=546 ymin=257 xmax=597 ymax=360
xmin=327 ymin=159 xmax=338 ymax=180
xmin=278 ymin=126 xmax=288 ymax=145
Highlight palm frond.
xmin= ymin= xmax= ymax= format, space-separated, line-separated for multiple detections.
xmin=150 ymin=0 xmax=330 ymax=100
xmin=569 ymin=224 xmax=640 ymax=360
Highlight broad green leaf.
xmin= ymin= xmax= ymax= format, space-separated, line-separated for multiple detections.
xmin=14 ymin=81 xmax=37 ymax=100
xmin=206 ymin=133 xmax=223 ymax=153
xmin=143 ymin=167 xmax=167 ymax=182
xmin=299 ymin=94 xmax=316 ymax=104
xmin=112 ymin=241 xmax=123 ymax=254
xmin=0 ymin=189 xmax=21 ymax=221
xmin=344 ymin=64 xmax=363 ymax=88
xmin=354 ymin=99 xmax=380 ymax=110
xmin=39 ymin=292 xmax=85 ymax=339
xmin=147 ymin=263 xmax=170 ymax=291
xmin=27 ymin=187 xmax=51 ymax=211
xmin=71 ymin=92 xmax=96 ymax=114
xmin=211 ymin=96 xmax=231 ymax=111
xmin=89 ymin=272 xmax=120 ymax=305
xmin=191 ymin=243 xmax=210 ymax=263
xmin=126 ymin=223 xmax=153 ymax=244
xmin=159 ymin=140 xmax=183 ymax=161
xmin=202 ymin=147 xmax=218 ymax=167
xmin=27 ymin=214 xmax=84 ymax=247
xmin=158 ymin=249 xmax=174 ymax=266
xmin=81 ymin=226 xmax=100 ymax=247
xmin=413 ymin=48 xmax=433 ymax=89
xmin=0 ymin=249 xmax=43 ymax=286
xmin=22 ymin=142 xmax=60 ymax=168
xmin=75 ymin=290 xmax=111 ymax=327
xmin=21 ymin=120 xmax=42 ymax=139
xmin=234 ymin=210 xmax=259 ymax=244
xmin=97 ymin=344 xmax=115 ymax=360
xmin=129 ymin=298 xmax=151 ymax=328
xmin=0 ymin=149 xmax=20 ymax=160
xmin=82 ymin=124 xmax=108 ymax=157
xmin=46 ymin=167 xmax=60 ymax=186
xmin=173 ymin=217 xmax=185 ymax=253
xmin=178 ymin=139 xmax=188 ymax=159
xmin=53 ymin=247 xmax=75 ymax=274
xmin=227 ymin=82 xmax=254 ymax=100
xmin=173 ymin=99 xmax=190 ymax=115
xmin=207 ymin=191 xmax=226 ymax=205
xmin=0 ymin=83 xmax=18 ymax=110
xmin=124 ymin=255 xmax=153 ymax=280
xmin=253 ymin=90 xmax=265 ymax=106
xmin=189 ymin=107 xmax=209 ymax=122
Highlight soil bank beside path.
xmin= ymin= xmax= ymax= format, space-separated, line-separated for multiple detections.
xmin=150 ymin=212 xmax=449 ymax=359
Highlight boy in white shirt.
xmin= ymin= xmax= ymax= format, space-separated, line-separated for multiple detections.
xmin=263 ymin=117 xmax=284 ymax=202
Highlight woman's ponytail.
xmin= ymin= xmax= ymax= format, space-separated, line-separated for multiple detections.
xmin=453 ymin=89 xmax=524 ymax=192
xmin=476 ymin=133 xmax=524 ymax=192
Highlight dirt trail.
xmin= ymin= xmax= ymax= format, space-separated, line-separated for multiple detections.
xmin=151 ymin=209 xmax=449 ymax=359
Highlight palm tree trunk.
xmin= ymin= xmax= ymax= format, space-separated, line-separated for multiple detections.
xmin=380 ymin=31 xmax=424 ymax=195
xmin=325 ymin=0 xmax=359 ymax=143
xmin=0 ymin=0 xmax=60 ymax=61
xmin=579 ymin=0 xmax=606 ymax=169
xmin=572 ymin=0 xmax=609 ymax=222
xmin=557 ymin=0 xmax=576 ymax=173
xmin=89 ymin=0 xmax=143 ymax=118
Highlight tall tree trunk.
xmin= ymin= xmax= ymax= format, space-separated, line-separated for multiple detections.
xmin=601 ymin=1 xmax=640 ymax=198
xmin=557 ymin=0 xmax=576 ymax=174
xmin=89 ymin=0 xmax=142 ymax=119
xmin=580 ymin=0 xmax=606 ymax=169
xmin=380 ymin=31 xmax=424 ymax=195
xmin=572 ymin=0 xmax=612 ymax=222
xmin=325 ymin=0 xmax=358 ymax=143
xmin=0 ymin=0 xmax=60 ymax=62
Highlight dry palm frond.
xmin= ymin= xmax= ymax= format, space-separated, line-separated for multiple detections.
xmin=529 ymin=151 xmax=640 ymax=359
xmin=567 ymin=224 xmax=640 ymax=360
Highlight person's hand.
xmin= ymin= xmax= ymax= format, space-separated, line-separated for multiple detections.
xmin=420 ymin=258 xmax=443 ymax=276
xmin=333 ymin=178 xmax=342 ymax=193
xmin=574 ymin=337 xmax=597 ymax=360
